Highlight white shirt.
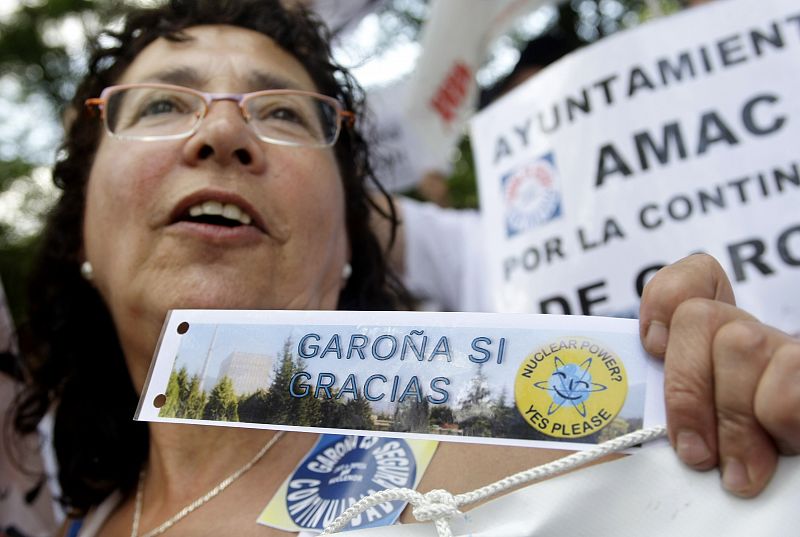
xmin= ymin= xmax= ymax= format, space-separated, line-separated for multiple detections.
xmin=401 ymin=198 xmax=492 ymax=312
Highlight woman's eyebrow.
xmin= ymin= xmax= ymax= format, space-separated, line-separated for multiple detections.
xmin=136 ymin=68 xmax=306 ymax=92
xmin=247 ymin=71 xmax=306 ymax=92
xmin=141 ymin=67 xmax=205 ymax=87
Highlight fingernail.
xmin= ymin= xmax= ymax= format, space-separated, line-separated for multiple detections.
xmin=676 ymin=431 xmax=711 ymax=465
xmin=645 ymin=321 xmax=668 ymax=355
xmin=722 ymin=457 xmax=750 ymax=494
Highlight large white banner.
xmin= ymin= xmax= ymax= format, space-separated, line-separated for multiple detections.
xmin=364 ymin=79 xmax=436 ymax=192
xmin=471 ymin=0 xmax=800 ymax=333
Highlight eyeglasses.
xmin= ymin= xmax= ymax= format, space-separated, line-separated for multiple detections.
xmin=85 ymin=83 xmax=355 ymax=147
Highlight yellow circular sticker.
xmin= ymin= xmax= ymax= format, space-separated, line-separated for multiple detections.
xmin=514 ymin=337 xmax=628 ymax=439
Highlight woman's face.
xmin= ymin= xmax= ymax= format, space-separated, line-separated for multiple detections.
xmin=83 ymin=25 xmax=349 ymax=355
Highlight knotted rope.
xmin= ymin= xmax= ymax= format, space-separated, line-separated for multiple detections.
xmin=321 ymin=425 xmax=667 ymax=537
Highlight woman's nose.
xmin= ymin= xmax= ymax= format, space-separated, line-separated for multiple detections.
xmin=181 ymin=102 xmax=267 ymax=173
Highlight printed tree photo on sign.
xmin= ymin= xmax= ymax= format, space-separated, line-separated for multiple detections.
xmin=150 ymin=319 xmax=651 ymax=448
xmin=159 ymin=335 xmax=376 ymax=430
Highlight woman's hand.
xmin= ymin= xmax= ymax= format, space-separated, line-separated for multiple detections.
xmin=639 ymin=253 xmax=800 ymax=497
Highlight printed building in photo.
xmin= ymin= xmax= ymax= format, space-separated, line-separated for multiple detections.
xmin=218 ymin=351 xmax=274 ymax=396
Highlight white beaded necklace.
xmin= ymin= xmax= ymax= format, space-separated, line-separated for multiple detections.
xmin=131 ymin=430 xmax=285 ymax=537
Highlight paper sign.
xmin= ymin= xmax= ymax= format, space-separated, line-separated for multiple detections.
xmin=136 ymin=310 xmax=664 ymax=451
xmin=404 ymin=0 xmax=544 ymax=173
xmin=470 ymin=0 xmax=800 ymax=334
xmin=257 ymin=434 xmax=437 ymax=532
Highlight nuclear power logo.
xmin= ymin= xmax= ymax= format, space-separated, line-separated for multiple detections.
xmin=514 ymin=337 xmax=628 ymax=439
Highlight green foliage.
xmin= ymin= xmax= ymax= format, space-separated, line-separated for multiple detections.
xmin=338 ymin=397 xmax=375 ymax=431
xmin=317 ymin=397 xmax=344 ymax=427
xmin=0 ymin=0 xmax=131 ymax=104
xmin=236 ymin=338 xmax=333 ymax=426
xmin=158 ymin=367 xmax=186 ymax=418
xmin=237 ymin=389 xmax=270 ymax=423
xmin=459 ymin=414 xmax=493 ymax=437
xmin=184 ymin=374 xmax=207 ymax=419
xmin=159 ymin=367 xmax=207 ymax=419
xmin=0 ymin=1 xmax=135 ymax=276
xmin=297 ymin=388 xmax=324 ymax=426
xmin=259 ymin=338 xmax=302 ymax=424
xmin=446 ymin=136 xmax=479 ymax=210
xmin=0 ymin=159 xmax=35 ymax=193
xmin=0 ymin=234 xmax=40 ymax=323
xmin=429 ymin=404 xmax=454 ymax=426
xmin=203 ymin=376 xmax=239 ymax=422
xmin=233 ymin=338 xmax=375 ymax=429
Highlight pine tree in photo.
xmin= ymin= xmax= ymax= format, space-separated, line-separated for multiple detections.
xmin=238 ymin=389 xmax=270 ymax=423
xmin=159 ymin=366 xmax=188 ymax=418
xmin=261 ymin=338 xmax=302 ymax=424
xmin=338 ymin=397 xmax=376 ymax=431
xmin=429 ymin=404 xmax=455 ymax=426
xmin=298 ymin=389 xmax=323 ymax=426
xmin=490 ymin=388 xmax=518 ymax=438
xmin=185 ymin=374 xmax=207 ymax=419
xmin=203 ymin=376 xmax=239 ymax=422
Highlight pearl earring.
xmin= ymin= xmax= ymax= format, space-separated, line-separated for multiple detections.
xmin=342 ymin=263 xmax=352 ymax=280
xmin=80 ymin=261 xmax=94 ymax=281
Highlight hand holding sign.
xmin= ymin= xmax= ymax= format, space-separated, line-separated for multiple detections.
xmin=640 ymin=253 xmax=800 ymax=497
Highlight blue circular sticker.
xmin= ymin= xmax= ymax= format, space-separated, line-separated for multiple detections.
xmin=286 ymin=435 xmax=417 ymax=531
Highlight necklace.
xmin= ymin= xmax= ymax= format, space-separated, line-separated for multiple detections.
xmin=131 ymin=430 xmax=285 ymax=537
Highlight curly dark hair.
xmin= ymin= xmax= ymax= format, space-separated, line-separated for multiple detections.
xmin=14 ymin=0 xmax=406 ymax=515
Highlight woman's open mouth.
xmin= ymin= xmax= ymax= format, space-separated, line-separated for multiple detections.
xmin=184 ymin=200 xmax=253 ymax=227
xmin=167 ymin=191 xmax=269 ymax=244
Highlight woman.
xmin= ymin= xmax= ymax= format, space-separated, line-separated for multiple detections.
xmin=17 ymin=1 xmax=403 ymax=533
xmin=12 ymin=0 xmax=799 ymax=535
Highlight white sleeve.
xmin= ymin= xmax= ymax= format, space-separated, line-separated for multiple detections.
xmin=399 ymin=198 xmax=485 ymax=312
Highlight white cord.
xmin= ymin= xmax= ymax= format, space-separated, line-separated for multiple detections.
xmin=320 ymin=425 xmax=668 ymax=536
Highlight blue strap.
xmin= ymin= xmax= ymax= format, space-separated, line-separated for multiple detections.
xmin=66 ymin=520 xmax=83 ymax=537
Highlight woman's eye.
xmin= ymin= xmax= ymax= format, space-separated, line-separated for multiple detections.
xmin=268 ymin=106 xmax=305 ymax=124
xmin=140 ymin=99 xmax=180 ymax=117
xmin=248 ymin=97 xmax=323 ymax=141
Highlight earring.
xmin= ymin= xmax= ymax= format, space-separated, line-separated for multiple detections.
xmin=80 ymin=261 xmax=94 ymax=281
xmin=342 ymin=263 xmax=352 ymax=281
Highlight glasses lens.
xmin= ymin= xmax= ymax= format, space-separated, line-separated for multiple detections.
xmin=246 ymin=92 xmax=340 ymax=146
xmin=105 ymin=86 xmax=204 ymax=140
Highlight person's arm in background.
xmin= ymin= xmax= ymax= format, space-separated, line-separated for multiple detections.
xmin=370 ymin=192 xmax=407 ymax=277
xmin=370 ymin=168 xmax=453 ymax=277
xmin=371 ymin=193 xmax=483 ymax=311
xmin=640 ymin=253 xmax=800 ymax=497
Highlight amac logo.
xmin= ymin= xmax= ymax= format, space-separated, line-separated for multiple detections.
xmin=502 ymin=152 xmax=561 ymax=237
